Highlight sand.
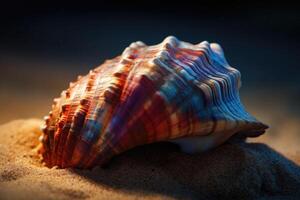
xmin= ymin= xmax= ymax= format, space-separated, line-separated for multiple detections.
xmin=0 ymin=119 xmax=300 ymax=200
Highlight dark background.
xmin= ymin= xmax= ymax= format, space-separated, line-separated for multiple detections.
xmin=0 ymin=0 xmax=299 ymax=123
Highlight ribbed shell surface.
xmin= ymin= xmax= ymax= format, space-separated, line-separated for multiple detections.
xmin=40 ymin=36 xmax=268 ymax=168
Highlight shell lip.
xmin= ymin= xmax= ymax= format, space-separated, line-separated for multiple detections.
xmin=241 ymin=122 xmax=269 ymax=138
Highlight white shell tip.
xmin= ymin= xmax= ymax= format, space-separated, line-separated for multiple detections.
xmin=163 ymin=36 xmax=178 ymax=46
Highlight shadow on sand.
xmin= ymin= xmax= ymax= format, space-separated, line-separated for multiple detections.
xmin=70 ymin=141 xmax=300 ymax=199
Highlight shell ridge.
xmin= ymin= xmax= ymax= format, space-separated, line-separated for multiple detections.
xmin=80 ymin=59 xmax=135 ymax=167
xmin=164 ymin=42 xmax=253 ymax=135
xmin=60 ymin=72 xmax=98 ymax=167
xmin=54 ymin=78 xmax=90 ymax=167
xmin=83 ymin=49 xmax=144 ymax=167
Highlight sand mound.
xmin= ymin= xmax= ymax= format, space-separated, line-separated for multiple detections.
xmin=0 ymin=119 xmax=300 ymax=200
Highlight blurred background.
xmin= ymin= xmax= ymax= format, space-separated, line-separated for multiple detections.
xmin=0 ymin=1 xmax=299 ymax=156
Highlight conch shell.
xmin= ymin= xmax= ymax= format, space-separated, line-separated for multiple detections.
xmin=39 ymin=36 xmax=268 ymax=169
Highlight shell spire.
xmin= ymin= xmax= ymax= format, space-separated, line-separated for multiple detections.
xmin=39 ymin=36 xmax=268 ymax=169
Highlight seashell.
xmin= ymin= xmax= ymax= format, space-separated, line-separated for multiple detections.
xmin=39 ymin=36 xmax=268 ymax=169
